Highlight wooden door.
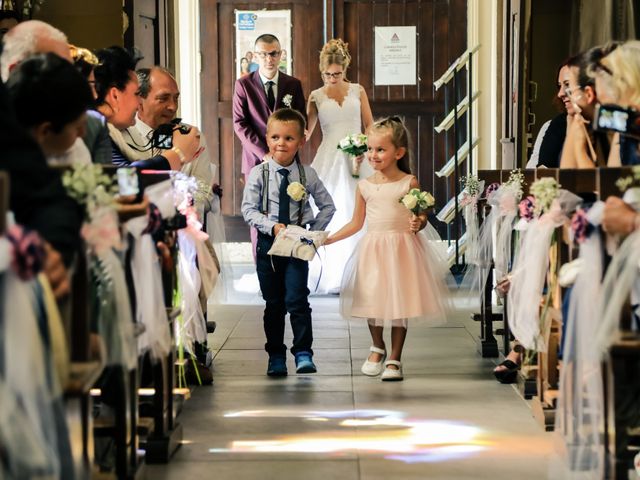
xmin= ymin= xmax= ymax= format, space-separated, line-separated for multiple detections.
xmin=200 ymin=0 xmax=325 ymax=224
xmin=332 ymin=0 xmax=467 ymax=219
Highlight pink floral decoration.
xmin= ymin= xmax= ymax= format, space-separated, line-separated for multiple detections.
xmin=570 ymin=208 xmax=590 ymax=244
xmin=518 ymin=196 xmax=535 ymax=221
xmin=6 ymin=224 xmax=46 ymax=280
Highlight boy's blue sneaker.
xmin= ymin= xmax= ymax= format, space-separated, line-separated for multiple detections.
xmin=295 ymin=352 xmax=317 ymax=374
xmin=267 ymin=355 xmax=288 ymax=377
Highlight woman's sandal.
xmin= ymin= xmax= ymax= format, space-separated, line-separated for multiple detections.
xmin=493 ymin=359 xmax=519 ymax=384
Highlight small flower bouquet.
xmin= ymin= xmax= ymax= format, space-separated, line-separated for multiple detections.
xmin=399 ymin=188 xmax=435 ymax=216
xmin=282 ymin=94 xmax=293 ymax=108
xmin=530 ymin=177 xmax=561 ymax=216
xmin=337 ymin=133 xmax=367 ymax=178
xmin=460 ymin=174 xmax=482 ymax=198
xmin=62 ymin=163 xmax=117 ymax=216
xmin=287 ymin=181 xmax=307 ymax=202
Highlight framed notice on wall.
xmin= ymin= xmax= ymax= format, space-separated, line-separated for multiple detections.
xmin=374 ymin=26 xmax=417 ymax=86
xmin=235 ymin=10 xmax=292 ymax=79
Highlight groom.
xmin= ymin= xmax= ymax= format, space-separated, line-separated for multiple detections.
xmin=232 ymin=33 xmax=306 ymax=254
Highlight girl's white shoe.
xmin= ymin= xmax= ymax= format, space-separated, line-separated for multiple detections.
xmin=381 ymin=360 xmax=403 ymax=381
xmin=361 ymin=346 xmax=386 ymax=376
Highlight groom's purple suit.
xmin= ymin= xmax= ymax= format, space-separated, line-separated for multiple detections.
xmin=233 ymin=71 xmax=306 ymax=176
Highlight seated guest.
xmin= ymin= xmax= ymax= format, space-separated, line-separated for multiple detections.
xmin=128 ymin=67 xmax=211 ymax=213
xmin=591 ymin=40 xmax=640 ymax=166
xmin=5 ymin=53 xmax=93 ymax=160
xmin=526 ymin=60 xmax=575 ymax=168
xmin=1 ymin=20 xmax=92 ymax=167
xmin=560 ymin=46 xmax=616 ymax=169
xmin=0 ymin=64 xmax=80 ymax=296
xmin=93 ymin=46 xmax=200 ymax=170
xmin=0 ymin=9 xmax=20 ymax=41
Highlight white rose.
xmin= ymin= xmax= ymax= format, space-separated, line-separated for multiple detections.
xmin=339 ymin=137 xmax=351 ymax=149
xmin=352 ymin=135 xmax=363 ymax=147
xmin=401 ymin=194 xmax=418 ymax=210
xmin=423 ymin=192 xmax=435 ymax=207
xmin=287 ymin=182 xmax=307 ymax=201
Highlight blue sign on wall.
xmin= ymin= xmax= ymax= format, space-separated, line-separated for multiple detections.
xmin=237 ymin=12 xmax=257 ymax=31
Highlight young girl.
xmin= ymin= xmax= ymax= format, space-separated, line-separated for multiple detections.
xmin=325 ymin=116 xmax=448 ymax=381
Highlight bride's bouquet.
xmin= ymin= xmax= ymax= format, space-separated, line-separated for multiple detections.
xmin=338 ymin=133 xmax=367 ymax=178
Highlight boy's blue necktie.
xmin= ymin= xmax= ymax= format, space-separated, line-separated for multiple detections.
xmin=277 ymin=168 xmax=290 ymax=225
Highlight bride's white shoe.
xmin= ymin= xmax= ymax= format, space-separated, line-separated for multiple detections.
xmin=361 ymin=346 xmax=386 ymax=376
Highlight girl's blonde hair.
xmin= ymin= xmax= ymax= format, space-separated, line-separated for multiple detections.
xmin=600 ymin=40 xmax=640 ymax=108
xmin=366 ymin=116 xmax=413 ymax=174
xmin=319 ymin=38 xmax=351 ymax=77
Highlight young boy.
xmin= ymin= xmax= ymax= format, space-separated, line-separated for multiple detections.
xmin=241 ymin=109 xmax=335 ymax=376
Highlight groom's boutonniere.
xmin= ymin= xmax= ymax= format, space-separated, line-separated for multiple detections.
xmin=282 ymin=94 xmax=293 ymax=108
xmin=287 ymin=181 xmax=307 ymax=201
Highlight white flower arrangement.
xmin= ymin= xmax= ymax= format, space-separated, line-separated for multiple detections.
xmin=503 ymin=169 xmax=525 ymax=201
xmin=399 ymin=188 xmax=435 ymax=215
xmin=615 ymin=165 xmax=640 ymax=192
xmin=282 ymin=94 xmax=293 ymax=108
xmin=530 ymin=177 xmax=561 ymax=216
xmin=337 ymin=133 xmax=368 ymax=178
xmin=287 ymin=181 xmax=307 ymax=201
xmin=62 ymin=162 xmax=116 ymax=216
xmin=460 ymin=174 xmax=481 ymax=197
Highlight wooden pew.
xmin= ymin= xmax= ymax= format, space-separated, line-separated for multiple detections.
xmin=475 ymin=169 xmax=503 ymax=358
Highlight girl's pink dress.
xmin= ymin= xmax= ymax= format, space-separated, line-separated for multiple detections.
xmin=340 ymin=175 xmax=448 ymax=324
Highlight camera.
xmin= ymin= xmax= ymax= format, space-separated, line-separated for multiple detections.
xmin=151 ymin=118 xmax=192 ymax=149
xmin=594 ymin=104 xmax=640 ymax=140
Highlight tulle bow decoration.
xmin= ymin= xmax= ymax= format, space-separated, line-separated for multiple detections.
xmin=508 ymin=189 xmax=583 ymax=351
xmin=6 ymin=224 xmax=46 ymax=281
xmin=81 ymin=207 xmax=122 ymax=256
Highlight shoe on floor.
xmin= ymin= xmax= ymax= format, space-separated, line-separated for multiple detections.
xmin=493 ymin=359 xmax=519 ymax=384
xmin=267 ymin=355 xmax=288 ymax=377
xmin=381 ymin=360 xmax=403 ymax=381
xmin=361 ymin=346 xmax=386 ymax=376
xmin=295 ymin=351 xmax=317 ymax=374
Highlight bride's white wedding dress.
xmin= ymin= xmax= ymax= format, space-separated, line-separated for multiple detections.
xmin=309 ymin=83 xmax=372 ymax=294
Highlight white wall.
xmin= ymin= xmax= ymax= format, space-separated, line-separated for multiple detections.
xmin=174 ymin=0 xmax=201 ymax=127
xmin=467 ymin=0 xmax=502 ymax=170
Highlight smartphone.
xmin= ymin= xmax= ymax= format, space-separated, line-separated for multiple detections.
xmin=117 ymin=167 xmax=139 ymax=196
xmin=594 ymin=104 xmax=640 ymax=140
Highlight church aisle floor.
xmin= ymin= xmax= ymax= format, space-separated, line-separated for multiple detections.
xmin=146 ymin=268 xmax=554 ymax=480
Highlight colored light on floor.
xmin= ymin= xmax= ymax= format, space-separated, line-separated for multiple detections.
xmin=210 ymin=409 xmax=487 ymax=463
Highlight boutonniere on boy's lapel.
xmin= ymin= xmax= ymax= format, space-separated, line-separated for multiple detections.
xmin=287 ymin=181 xmax=307 ymax=201
xmin=282 ymin=94 xmax=293 ymax=108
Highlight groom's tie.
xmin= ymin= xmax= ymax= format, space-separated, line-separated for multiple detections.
xmin=277 ymin=168 xmax=291 ymax=225
xmin=266 ymin=81 xmax=276 ymax=111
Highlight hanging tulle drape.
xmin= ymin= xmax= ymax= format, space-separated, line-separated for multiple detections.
xmin=176 ymin=230 xmax=206 ymax=353
xmin=0 ymin=238 xmax=62 ymax=478
xmin=508 ymin=191 xmax=582 ymax=351
xmin=126 ymin=215 xmax=172 ymax=362
xmin=552 ymin=204 xmax=605 ymax=479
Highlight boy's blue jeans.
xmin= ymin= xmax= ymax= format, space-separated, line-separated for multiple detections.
xmin=256 ymin=232 xmax=314 ymax=357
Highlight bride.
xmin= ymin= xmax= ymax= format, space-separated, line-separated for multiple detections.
xmin=307 ymin=39 xmax=373 ymax=294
